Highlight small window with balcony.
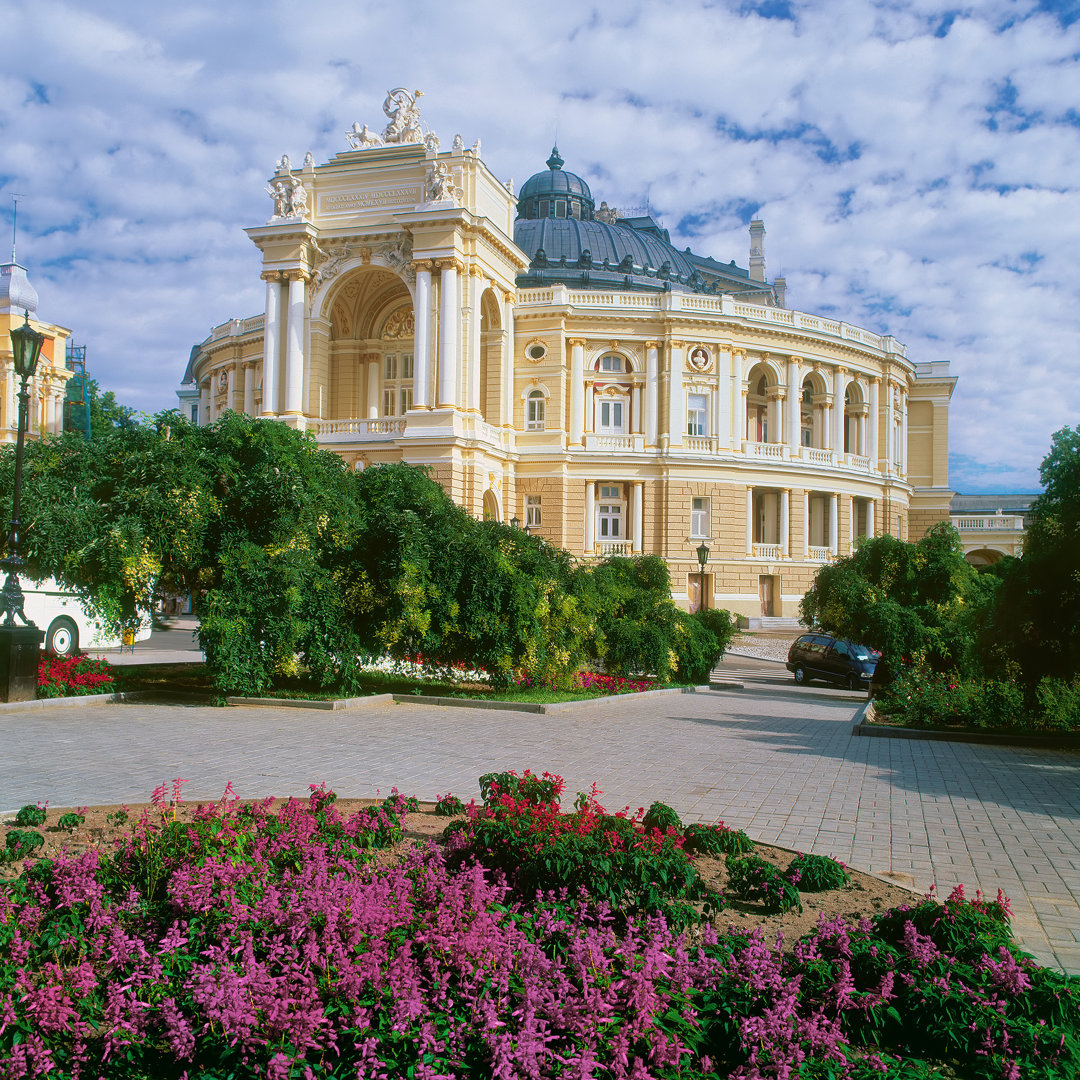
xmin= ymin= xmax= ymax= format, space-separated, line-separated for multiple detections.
xmin=527 ymin=390 xmax=546 ymax=430
xmin=598 ymin=398 xmax=626 ymax=434
xmin=687 ymin=393 xmax=708 ymax=437
xmin=526 ymin=495 xmax=542 ymax=528
xmin=691 ymin=497 xmax=709 ymax=538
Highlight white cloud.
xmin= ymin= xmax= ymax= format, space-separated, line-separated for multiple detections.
xmin=2 ymin=0 xmax=1079 ymax=490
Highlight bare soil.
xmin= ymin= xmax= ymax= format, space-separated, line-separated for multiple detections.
xmin=1 ymin=800 xmax=921 ymax=948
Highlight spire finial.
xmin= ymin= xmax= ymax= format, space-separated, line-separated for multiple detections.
xmin=546 ymin=145 xmax=564 ymax=171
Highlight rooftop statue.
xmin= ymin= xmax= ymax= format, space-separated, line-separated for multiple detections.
xmin=381 ymin=88 xmax=424 ymax=145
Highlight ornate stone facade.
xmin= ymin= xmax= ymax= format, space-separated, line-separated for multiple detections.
xmin=179 ymin=95 xmax=956 ymax=619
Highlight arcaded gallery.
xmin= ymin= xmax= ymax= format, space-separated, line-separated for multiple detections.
xmin=179 ymin=90 xmax=955 ymax=621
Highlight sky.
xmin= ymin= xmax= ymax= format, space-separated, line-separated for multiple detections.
xmin=2 ymin=0 xmax=1079 ymax=493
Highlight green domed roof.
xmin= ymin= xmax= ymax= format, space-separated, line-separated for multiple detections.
xmin=516 ymin=146 xmax=595 ymax=219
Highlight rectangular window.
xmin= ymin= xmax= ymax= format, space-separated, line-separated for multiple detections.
xmin=691 ymin=497 xmax=708 ymax=538
xmin=687 ymin=393 xmax=708 ymax=436
xmin=384 ymin=355 xmax=397 ymax=380
xmin=525 ymin=495 xmax=542 ymax=528
xmin=598 ymin=399 xmax=625 ymax=433
xmin=401 ymin=353 xmax=414 ymax=379
xmin=527 ymin=392 xmax=545 ymax=430
xmin=399 ymin=387 xmax=413 ymax=413
xmin=190 ymin=404 xmax=199 ymax=424
xmin=600 ymin=355 xmax=624 ymax=372
xmin=383 ymin=388 xmax=396 ymax=416
xmin=599 ymin=503 xmax=622 ymax=538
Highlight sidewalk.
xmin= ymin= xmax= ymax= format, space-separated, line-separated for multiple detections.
xmin=2 ymin=686 xmax=1078 ymax=974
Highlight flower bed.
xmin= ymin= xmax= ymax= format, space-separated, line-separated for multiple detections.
xmin=36 ymin=653 xmax=116 ymax=698
xmin=1 ymin=771 xmax=1078 ymax=1078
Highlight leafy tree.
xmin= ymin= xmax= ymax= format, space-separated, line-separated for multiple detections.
xmin=800 ymin=522 xmax=994 ymax=675
xmin=63 ymin=377 xmax=142 ymax=439
xmin=993 ymin=426 xmax=1080 ymax=682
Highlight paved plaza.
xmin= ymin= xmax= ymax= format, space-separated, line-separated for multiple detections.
xmin=2 ymin=682 xmax=1079 ymax=975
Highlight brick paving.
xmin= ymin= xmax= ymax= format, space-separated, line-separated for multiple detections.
xmin=2 ymin=685 xmax=1079 ymax=974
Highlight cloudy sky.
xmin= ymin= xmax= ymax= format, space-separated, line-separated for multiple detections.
xmin=3 ymin=0 xmax=1078 ymax=492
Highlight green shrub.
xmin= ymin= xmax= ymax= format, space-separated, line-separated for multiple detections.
xmin=478 ymin=769 xmax=561 ymax=808
xmin=56 ymin=811 xmax=85 ymax=833
xmin=4 ymin=829 xmax=45 ymax=861
xmin=683 ymin=822 xmax=754 ymax=856
xmin=642 ymin=801 xmax=682 ymax=832
xmin=726 ymin=853 xmax=802 ymax=914
xmin=105 ymin=809 xmax=129 ymax=827
xmin=786 ymin=852 xmax=850 ymax=892
xmin=434 ymin=793 xmax=466 ymax=816
xmin=14 ymin=804 xmax=46 ymax=827
xmin=1035 ymin=677 xmax=1080 ymax=731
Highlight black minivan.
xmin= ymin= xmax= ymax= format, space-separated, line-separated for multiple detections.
xmin=786 ymin=633 xmax=880 ymax=690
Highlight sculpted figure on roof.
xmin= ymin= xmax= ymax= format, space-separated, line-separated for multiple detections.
xmin=381 ymin=88 xmax=424 ymax=145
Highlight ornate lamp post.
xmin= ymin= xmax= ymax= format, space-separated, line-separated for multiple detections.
xmin=695 ymin=541 xmax=711 ymax=613
xmin=0 ymin=310 xmax=46 ymax=701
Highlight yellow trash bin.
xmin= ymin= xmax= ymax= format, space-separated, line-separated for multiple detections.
xmin=122 ymin=627 xmax=136 ymax=653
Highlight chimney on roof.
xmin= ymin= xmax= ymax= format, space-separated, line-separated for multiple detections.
xmin=749 ymin=219 xmax=766 ymax=282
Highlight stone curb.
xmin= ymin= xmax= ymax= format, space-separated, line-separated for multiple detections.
xmin=390 ymin=685 xmax=710 ymax=715
xmin=0 ymin=691 xmax=149 ymax=712
xmin=853 ymin=701 xmax=1080 ymax=748
xmin=225 ymin=694 xmax=397 ymax=710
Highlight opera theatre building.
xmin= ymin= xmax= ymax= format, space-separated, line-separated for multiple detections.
xmin=179 ymin=90 xmax=955 ymax=622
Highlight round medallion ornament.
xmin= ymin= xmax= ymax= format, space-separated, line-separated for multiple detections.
xmin=688 ymin=346 xmax=711 ymax=372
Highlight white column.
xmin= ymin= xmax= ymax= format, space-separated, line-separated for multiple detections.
xmin=668 ymin=341 xmax=684 ymax=447
xmin=261 ymin=275 xmax=282 ymax=416
xmin=284 ymin=273 xmax=306 ymax=414
xmin=746 ymin=487 xmax=754 ymax=555
xmin=412 ymin=265 xmax=432 ymax=409
xmin=437 ymin=261 xmax=458 ymax=408
xmin=632 ymin=481 xmax=644 ymax=553
xmin=585 ymin=481 xmax=596 ymax=553
xmin=780 ymin=489 xmax=790 ymax=557
xmin=645 ymin=342 xmax=659 ymax=446
xmin=787 ymin=357 xmax=801 ymax=455
xmin=869 ymin=379 xmax=879 ymax=467
xmin=829 ymin=493 xmax=838 ymax=553
xmin=569 ymin=339 xmax=585 ymax=445
xmin=832 ymin=369 xmax=845 ymax=452
xmin=367 ymin=358 xmax=380 ymax=416
xmin=467 ymin=273 xmax=483 ymax=412
xmin=866 ymin=499 xmax=875 ymax=537
xmin=900 ymin=390 xmax=908 ymax=476
xmin=804 ymin=493 xmax=810 ymax=558
xmin=226 ymin=365 xmax=237 ymax=414
xmin=631 ymin=384 xmax=642 ymax=433
xmin=243 ymin=363 xmax=255 ymax=415
xmin=199 ymin=381 xmax=210 ymax=427
xmin=732 ymin=350 xmax=745 ymax=446
xmin=44 ymin=381 xmax=56 ymax=432
xmin=501 ymin=293 xmax=515 ymax=426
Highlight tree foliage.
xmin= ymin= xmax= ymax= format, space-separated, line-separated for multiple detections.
xmin=2 ymin=413 xmax=735 ymax=696
xmin=992 ymin=426 xmax=1080 ymax=682
xmin=800 ymin=522 xmax=995 ymax=675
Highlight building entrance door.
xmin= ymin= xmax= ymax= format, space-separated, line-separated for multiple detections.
xmin=759 ymin=575 xmax=775 ymax=617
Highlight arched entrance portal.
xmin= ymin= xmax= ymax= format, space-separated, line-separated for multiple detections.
xmin=482 ymin=490 xmax=501 ymax=522
xmin=325 ymin=268 xmax=415 ymax=421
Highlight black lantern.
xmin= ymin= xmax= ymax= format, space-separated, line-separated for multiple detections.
xmin=695 ymin=542 xmax=710 ymax=613
xmin=1 ymin=310 xmax=47 ymax=701
xmin=509 ymin=515 xmax=520 ymax=530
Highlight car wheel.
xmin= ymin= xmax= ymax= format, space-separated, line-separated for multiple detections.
xmin=793 ymin=665 xmax=808 ymax=685
xmin=846 ymin=673 xmax=859 ymax=691
xmin=46 ymin=616 xmax=79 ymax=657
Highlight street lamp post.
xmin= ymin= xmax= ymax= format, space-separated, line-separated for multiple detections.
xmin=695 ymin=541 xmax=710 ymax=613
xmin=0 ymin=310 xmax=47 ymax=702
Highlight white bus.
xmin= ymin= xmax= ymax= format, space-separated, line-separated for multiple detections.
xmin=20 ymin=578 xmax=153 ymax=657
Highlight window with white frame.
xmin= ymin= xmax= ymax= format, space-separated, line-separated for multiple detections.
xmin=687 ymin=393 xmax=708 ymax=437
xmin=526 ymin=389 xmax=546 ymax=430
xmin=691 ymin=497 xmax=709 ymax=538
xmin=525 ymin=495 xmax=542 ymax=528
xmin=597 ymin=398 xmax=626 ymax=434
xmin=599 ymin=354 xmax=624 ymax=373
xmin=598 ymin=484 xmax=624 ymax=539
xmin=382 ymin=352 xmax=414 ymax=416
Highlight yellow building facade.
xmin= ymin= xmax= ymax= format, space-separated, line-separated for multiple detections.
xmin=179 ymin=91 xmax=955 ymax=621
xmin=1 ymin=262 xmax=72 ymax=444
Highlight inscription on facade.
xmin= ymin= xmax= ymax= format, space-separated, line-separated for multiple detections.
xmin=319 ymin=187 xmax=423 ymax=214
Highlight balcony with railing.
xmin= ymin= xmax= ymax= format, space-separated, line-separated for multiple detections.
xmin=951 ymin=515 xmax=1026 ymax=532
xmin=583 ymin=433 xmax=645 ymax=453
xmin=308 ymin=417 xmax=406 ymax=441
xmin=751 ymin=543 xmax=782 ymax=560
xmin=594 ymin=541 xmax=632 ymax=556
xmin=808 ymin=546 xmax=833 ymax=562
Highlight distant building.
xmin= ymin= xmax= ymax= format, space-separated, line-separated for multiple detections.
xmin=178 ymin=90 xmax=955 ymax=620
xmin=1 ymin=261 xmax=72 ymax=444
xmin=950 ymin=493 xmax=1036 ymax=566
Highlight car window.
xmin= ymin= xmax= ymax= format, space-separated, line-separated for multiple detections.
xmin=832 ymin=641 xmax=850 ymax=658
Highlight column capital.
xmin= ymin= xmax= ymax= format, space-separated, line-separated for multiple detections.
xmin=669 ymin=339 xmax=686 ymax=350
xmin=787 ymin=354 xmax=803 ymax=365
xmin=730 ymin=348 xmax=747 ymax=361
xmin=566 ymin=337 xmax=587 ymax=348
xmin=644 ymin=340 xmax=660 ymax=351
xmin=502 ymin=288 xmax=515 ymax=305
xmin=282 ymin=268 xmax=309 ymax=284
xmin=469 ymin=263 xmax=486 ymax=278
xmin=411 ymin=259 xmax=434 ymax=275
xmin=260 ymin=270 xmax=284 ymax=283
xmin=433 ymin=257 xmax=462 ymax=273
